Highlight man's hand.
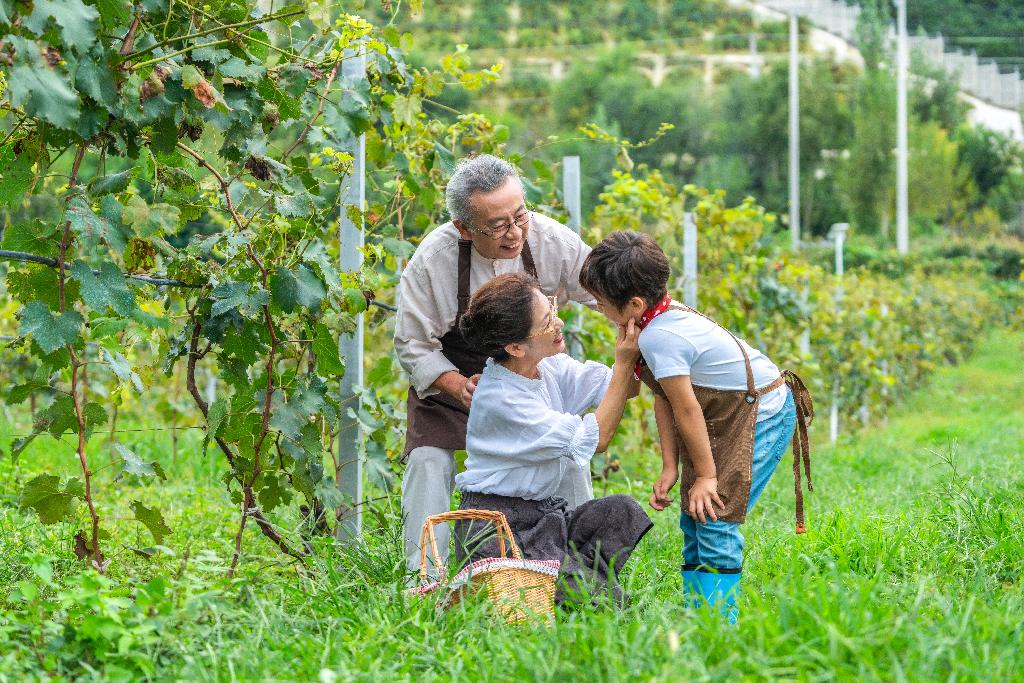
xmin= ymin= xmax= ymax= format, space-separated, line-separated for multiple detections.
xmin=648 ymin=466 xmax=679 ymax=511
xmin=460 ymin=373 xmax=480 ymax=409
xmin=431 ymin=371 xmax=481 ymax=410
xmin=687 ymin=476 xmax=724 ymax=524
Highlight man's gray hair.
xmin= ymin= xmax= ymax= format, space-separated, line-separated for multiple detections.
xmin=445 ymin=154 xmax=522 ymax=225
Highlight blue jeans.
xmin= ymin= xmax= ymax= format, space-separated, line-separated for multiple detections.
xmin=680 ymin=389 xmax=797 ymax=570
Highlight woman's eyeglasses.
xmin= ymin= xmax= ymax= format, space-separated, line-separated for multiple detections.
xmin=526 ymin=295 xmax=559 ymax=339
xmin=471 ymin=209 xmax=532 ymax=241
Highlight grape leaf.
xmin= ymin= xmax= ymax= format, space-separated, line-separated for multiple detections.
xmin=270 ymin=265 xmax=326 ymax=313
xmin=6 ymin=37 xmax=80 ymax=130
xmin=75 ymin=55 xmax=118 ymax=110
xmin=34 ymin=395 xmax=75 ymax=437
xmin=131 ymin=500 xmax=172 ymax=545
xmin=269 ymin=383 xmax=326 ymax=438
xmin=114 ymin=443 xmax=166 ymax=480
xmin=7 ymin=266 xmax=78 ymax=310
xmin=273 ymin=191 xmax=314 ymax=218
xmin=19 ymin=302 xmax=83 ymax=354
xmin=7 ymin=381 xmax=51 ymax=404
xmin=0 ymin=144 xmax=35 ymax=208
xmin=313 ymin=323 xmax=345 ymax=377
xmin=122 ymin=196 xmax=181 ymax=237
xmin=207 ymin=397 xmax=229 ymax=437
xmin=255 ymin=472 xmax=292 ymax=512
xmin=219 ymin=57 xmax=265 ymax=82
xmin=95 ymin=0 xmax=131 ymax=28
xmin=88 ymin=170 xmax=132 ymax=197
xmin=1 ymin=221 xmax=59 ymax=258
xmin=314 ymin=476 xmax=345 ymax=509
xmin=69 ymin=260 xmax=139 ymax=317
xmin=24 ymin=0 xmax=100 ymax=51
xmin=82 ymin=402 xmax=109 ymax=437
xmin=19 ymin=474 xmax=84 ymax=525
xmin=210 ymin=281 xmax=269 ymax=317
xmin=103 ymin=348 xmax=144 ymax=392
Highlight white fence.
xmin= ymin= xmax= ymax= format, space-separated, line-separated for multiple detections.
xmin=756 ymin=0 xmax=1023 ymax=111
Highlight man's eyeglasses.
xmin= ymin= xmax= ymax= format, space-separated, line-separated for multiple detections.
xmin=526 ymin=295 xmax=560 ymax=339
xmin=471 ymin=209 xmax=532 ymax=241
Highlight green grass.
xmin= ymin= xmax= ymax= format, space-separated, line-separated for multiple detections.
xmin=2 ymin=330 xmax=1023 ymax=682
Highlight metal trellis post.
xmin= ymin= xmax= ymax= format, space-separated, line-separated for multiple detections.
xmin=789 ymin=10 xmax=801 ymax=250
xmin=562 ymin=155 xmax=584 ymax=359
xmin=337 ymin=45 xmax=367 ymax=541
xmin=683 ymin=212 xmax=698 ymax=308
xmin=828 ymin=222 xmax=849 ymax=444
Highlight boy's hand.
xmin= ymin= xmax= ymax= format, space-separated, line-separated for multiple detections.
xmin=648 ymin=467 xmax=678 ymax=511
xmin=687 ymin=476 xmax=724 ymax=524
xmin=614 ymin=319 xmax=641 ymax=366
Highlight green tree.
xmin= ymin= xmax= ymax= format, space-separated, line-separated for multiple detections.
xmin=839 ymin=68 xmax=897 ymax=236
xmin=712 ymin=60 xmax=853 ymax=236
xmin=909 ymin=120 xmax=974 ymax=227
xmin=840 ymin=0 xmax=897 ymax=236
xmin=619 ymin=0 xmax=658 ymax=40
xmin=910 ymin=52 xmax=967 ymax=133
xmin=469 ymin=0 xmax=510 ymax=49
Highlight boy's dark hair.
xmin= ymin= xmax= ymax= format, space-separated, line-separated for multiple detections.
xmin=579 ymin=231 xmax=669 ymax=309
xmin=458 ymin=272 xmax=540 ymax=361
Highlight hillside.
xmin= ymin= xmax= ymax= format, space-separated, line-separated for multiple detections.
xmin=907 ymin=0 xmax=1024 ymax=70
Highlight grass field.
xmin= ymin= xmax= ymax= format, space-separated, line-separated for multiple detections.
xmin=2 ymin=329 xmax=1023 ymax=682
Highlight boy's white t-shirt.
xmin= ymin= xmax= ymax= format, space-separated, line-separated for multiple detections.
xmin=638 ymin=309 xmax=786 ymax=422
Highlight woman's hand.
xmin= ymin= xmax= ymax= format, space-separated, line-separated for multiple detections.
xmin=687 ymin=476 xmax=724 ymax=524
xmin=615 ymin=318 xmax=641 ymax=366
xmin=460 ymin=373 xmax=481 ymax=409
xmin=648 ymin=466 xmax=679 ymax=511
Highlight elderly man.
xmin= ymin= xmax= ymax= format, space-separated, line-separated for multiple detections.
xmin=395 ymin=154 xmax=596 ymax=575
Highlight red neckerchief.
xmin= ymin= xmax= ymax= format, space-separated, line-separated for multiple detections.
xmin=633 ymin=295 xmax=672 ymax=380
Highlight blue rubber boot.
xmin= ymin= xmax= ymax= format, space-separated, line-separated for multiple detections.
xmin=681 ymin=565 xmax=702 ymax=609
xmin=696 ymin=569 xmax=741 ymax=625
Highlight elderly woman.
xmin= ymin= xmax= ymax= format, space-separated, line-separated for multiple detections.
xmin=453 ymin=272 xmax=653 ymax=604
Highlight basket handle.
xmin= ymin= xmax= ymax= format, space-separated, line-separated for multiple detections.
xmin=418 ymin=509 xmax=522 ymax=584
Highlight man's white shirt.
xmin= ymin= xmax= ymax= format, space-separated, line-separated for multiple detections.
xmin=394 ymin=214 xmax=595 ymax=399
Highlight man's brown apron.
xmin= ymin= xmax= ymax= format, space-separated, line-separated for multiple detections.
xmin=637 ymin=304 xmax=815 ymax=532
xmin=403 ymin=239 xmax=539 ymax=457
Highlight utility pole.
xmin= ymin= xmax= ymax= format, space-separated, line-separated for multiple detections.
xmin=896 ymin=0 xmax=909 ymax=255
xmin=789 ymin=10 xmax=801 ymax=250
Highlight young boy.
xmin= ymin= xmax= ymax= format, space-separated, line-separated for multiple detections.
xmin=579 ymin=231 xmax=813 ymax=623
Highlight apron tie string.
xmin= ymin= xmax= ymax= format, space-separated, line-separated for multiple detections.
xmin=783 ymin=369 xmax=815 ymax=534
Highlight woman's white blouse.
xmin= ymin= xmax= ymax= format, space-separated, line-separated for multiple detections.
xmin=455 ymin=354 xmax=612 ymax=500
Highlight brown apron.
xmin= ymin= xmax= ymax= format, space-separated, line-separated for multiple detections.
xmin=403 ymin=239 xmax=539 ymax=458
xmin=638 ymin=304 xmax=815 ymax=531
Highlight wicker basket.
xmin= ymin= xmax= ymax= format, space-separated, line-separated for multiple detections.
xmin=414 ymin=509 xmax=558 ymax=624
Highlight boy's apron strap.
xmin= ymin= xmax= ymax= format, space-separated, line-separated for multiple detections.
xmin=783 ymin=369 xmax=815 ymax=534
xmin=673 ymin=304 xmax=757 ymax=400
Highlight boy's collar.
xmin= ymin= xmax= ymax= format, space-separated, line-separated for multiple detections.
xmin=637 ymin=295 xmax=673 ymax=330
xmin=634 ymin=295 xmax=674 ymax=380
